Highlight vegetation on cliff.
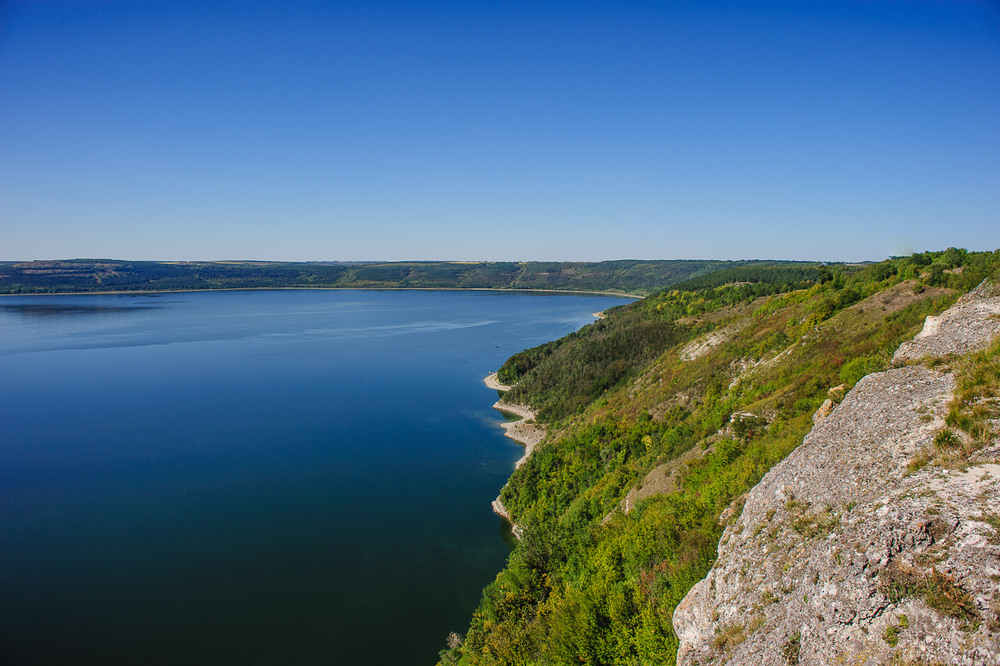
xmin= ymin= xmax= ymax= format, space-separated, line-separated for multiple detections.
xmin=674 ymin=278 xmax=1000 ymax=664
xmin=440 ymin=248 xmax=999 ymax=665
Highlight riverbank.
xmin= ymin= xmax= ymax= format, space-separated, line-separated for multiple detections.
xmin=483 ymin=371 xmax=512 ymax=391
xmin=484 ymin=373 xmax=548 ymax=534
xmin=494 ymin=400 xmax=545 ymax=468
xmin=483 ymin=374 xmax=546 ymax=464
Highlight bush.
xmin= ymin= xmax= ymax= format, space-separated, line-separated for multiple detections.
xmin=839 ymin=355 xmax=886 ymax=387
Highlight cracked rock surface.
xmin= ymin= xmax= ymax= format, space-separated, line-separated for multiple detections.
xmin=894 ymin=279 xmax=1000 ymax=363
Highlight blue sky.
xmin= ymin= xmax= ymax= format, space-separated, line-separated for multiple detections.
xmin=1 ymin=0 xmax=998 ymax=262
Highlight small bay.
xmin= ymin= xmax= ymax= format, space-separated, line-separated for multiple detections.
xmin=0 ymin=289 xmax=631 ymax=665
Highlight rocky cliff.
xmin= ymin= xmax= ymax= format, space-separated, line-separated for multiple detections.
xmin=674 ymin=281 xmax=1000 ymax=665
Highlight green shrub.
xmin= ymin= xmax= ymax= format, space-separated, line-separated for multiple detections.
xmin=839 ymin=355 xmax=887 ymax=387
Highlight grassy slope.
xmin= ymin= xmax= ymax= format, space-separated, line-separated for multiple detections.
xmin=440 ymin=248 xmax=998 ymax=665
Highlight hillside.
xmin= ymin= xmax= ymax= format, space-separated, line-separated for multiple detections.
xmin=439 ymin=248 xmax=999 ymax=665
xmin=674 ymin=279 xmax=1000 ymax=664
xmin=0 ymin=258 xmax=773 ymax=296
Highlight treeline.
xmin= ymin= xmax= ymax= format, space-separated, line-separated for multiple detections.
xmin=641 ymin=248 xmax=995 ymax=321
xmin=497 ymin=307 xmax=686 ymax=421
xmin=3 ymin=253 xmax=983 ymax=298
xmin=669 ymin=261 xmax=823 ymax=292
xmin=0 ymin=259 xmax=737 ymax=296
xmin=442 ymin=248 xmax=1000 ymax=665
xmin=0 ymin=260 xmax=348 ymax=293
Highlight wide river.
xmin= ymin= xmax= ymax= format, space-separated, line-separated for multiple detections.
xmin=0 ymin=289 xmax=631 ymax=665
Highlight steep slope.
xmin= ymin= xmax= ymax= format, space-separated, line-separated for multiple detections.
xmin=674 ymin=282 xmax=1000 ymax=664
xmin=440 ymin=250 xmax=999 ymax=666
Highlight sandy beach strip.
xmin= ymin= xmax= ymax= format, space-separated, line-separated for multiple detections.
xmin=493 ymin=399 xmax=545 ymax=468
xmin=483 ymin=371 xmax=513 ymax=391
xmin=484 ymin=371 xmax=545 ymax=465
xmin=484 ymin=372 xmax=545 ymax=531
xmin=489 ymin=399 xmax=543 ymax=533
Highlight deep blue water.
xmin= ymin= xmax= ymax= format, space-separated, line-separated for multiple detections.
xmin=0 ymin=289 xmax=631 ymax=665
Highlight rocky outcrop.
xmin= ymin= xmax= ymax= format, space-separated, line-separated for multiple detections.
xmin=490 ymin=496 xmax=523 ymax=538
xmin=680 ymin=323 xmax=746 ymax=361
xmin=674 ymin=281 xmax=1000 ymax=665
xmin=894 ymin=279 xmax=1000 ymax=363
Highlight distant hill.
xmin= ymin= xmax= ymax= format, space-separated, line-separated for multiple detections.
xmin=0 ymin=258 xmax=808 ymax=297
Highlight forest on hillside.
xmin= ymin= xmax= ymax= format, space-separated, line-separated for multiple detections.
xmin=0 ymin=259 xmax=743 ymax=296
xmin=441 ymin=248 xmax=1000 ymax=665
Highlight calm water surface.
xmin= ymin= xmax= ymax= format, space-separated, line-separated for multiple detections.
xmin=0 ymin=289 xmax=631 ymax=665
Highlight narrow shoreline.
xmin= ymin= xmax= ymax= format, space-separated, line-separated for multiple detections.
xmin=483 ymin=373 xmax=545 ymax=459
xmin=484 ymin=372 xmax=547 ymax=535
xmin=483 ymin=372 xmax=512 ymax=391
xmin=493 ymin=400 xmax=545 ymax=467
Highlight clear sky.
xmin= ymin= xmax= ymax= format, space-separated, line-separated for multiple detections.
xmin=1 ymin=0 xmax=998 ymax=262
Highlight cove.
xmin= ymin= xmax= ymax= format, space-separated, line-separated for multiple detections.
xmin=0 ymin=289 xmax=632 ymax=666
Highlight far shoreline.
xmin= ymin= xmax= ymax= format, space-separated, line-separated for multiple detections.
xmin=0 ymin=286 xmax=642 ymax=299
